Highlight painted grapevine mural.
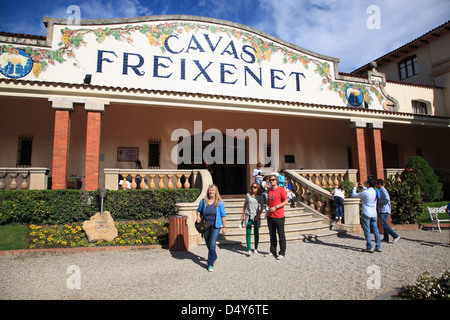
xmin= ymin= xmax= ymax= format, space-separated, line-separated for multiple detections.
xmin=0 ymin=20 xmax=384 ymax=106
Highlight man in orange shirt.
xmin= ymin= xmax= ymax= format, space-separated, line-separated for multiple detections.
xmin=267 ymin=174 xmax=289 ymax=259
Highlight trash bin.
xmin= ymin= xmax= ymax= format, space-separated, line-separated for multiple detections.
xmin=168 ymin=215 xmax=188 ymax=251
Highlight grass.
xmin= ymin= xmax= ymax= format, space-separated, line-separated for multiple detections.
xmin=417 ymin=201 xmax=449 ymax=224
xmin=0 ymin=225 xmax=30 ymax=250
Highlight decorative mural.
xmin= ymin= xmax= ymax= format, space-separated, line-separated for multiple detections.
xmin=0 ymin=19 xmax=386 ymax=107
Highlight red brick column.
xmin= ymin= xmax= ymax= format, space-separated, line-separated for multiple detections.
xmin=350 ymin=121 xmax=367 ymax=183
xmin=84 ymin=101 xmax=108 ymax=191
xmin=84 ymin=111 xmax=102 ymax=191
xmin=367 ymin=122 xmax=385 ymax=180
xmin=51 ymin=102 xmax=73 ymax=189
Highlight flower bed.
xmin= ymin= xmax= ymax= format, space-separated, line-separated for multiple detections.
xmin=28 ymin=220 xmax=168 ymax=249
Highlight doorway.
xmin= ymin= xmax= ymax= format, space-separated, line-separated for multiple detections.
xmin=177 ymin=133 xmax=247 ymax=195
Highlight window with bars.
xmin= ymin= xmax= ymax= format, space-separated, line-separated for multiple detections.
xmin=148 ymin=139 xmax=161 ymax=168
xmin=17 ymin=135 xmax=33 ymax=167
xmin=399 ymin=56 xmax=419 ymax=80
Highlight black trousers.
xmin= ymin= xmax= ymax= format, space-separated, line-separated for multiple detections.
xmin=267 ymin=216 xmax=286 ymax=256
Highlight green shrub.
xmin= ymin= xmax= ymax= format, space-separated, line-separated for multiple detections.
xmin=385 ymin=172 xmax=422 ymax=224
xmin=0 ymin=189 xmax=200 ymax=225
xmin=402 ymin=156 xmax=440 ymax=202
xmin=398 ymin=270 xmax=450 ymax=300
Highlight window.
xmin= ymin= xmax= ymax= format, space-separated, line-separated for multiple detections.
xmin=148 ymin=139 xmax=161 ymax=168
xmin=399 ymin=56 xmax=419 ymax=80
xmin=17 ymin=135 xmax=33 ymax=167
xmin=412 ymin=100 xmax=427 ymax=115
xmin=284 ymin=155 xmax=295 ymax=163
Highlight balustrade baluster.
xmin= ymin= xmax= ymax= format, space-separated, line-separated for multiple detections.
xmin=183 ymin=173 xmax=190 ymax=188
xmin=9 ymin=173 xmax=18 ymax=190
xmin=325 ymin=198 xmax=332 ymax=215
xmin=327 ymin=174 xmax=333 ymax=188
xmin=121 ymin=174 xmax=128 ymax=190
xmin=167 ymin=174 xmax=174 ymax=189
xmin=139 ymin=174 xmax=147 ymax=189
xmin=333 ymin=174 xmax=339 ymax=187
xmin=149 ymin=174 xmax=156 ymax=189
xmin=314 ymin=174 xmax=320 ymax=186
xmin=158 ymin=174 xmax=165 ymax=188
xmin=316 ymin=192 xmax=323 ymax=212
xmin=20 ymin=172 xmax=29 ymax=189
xmin=130 ymin=174 xmax=137 ymax=189
xmin=320 ymin=174 xmax=327 ymax=188
xmin=0 ymin=172 xmax=6 ymax=190
xmin=176 ymin=174 xmax=182 ymax=189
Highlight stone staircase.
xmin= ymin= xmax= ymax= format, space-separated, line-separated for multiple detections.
xmin=200 ymin=197 xmax=343 ymax=246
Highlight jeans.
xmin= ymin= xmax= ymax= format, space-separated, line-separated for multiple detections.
xmin=334 ymin=196 xmax=344 ymax=218
xmin=361 ymin=215 xmax=381 ymax=250
xmin=378 ymin=212 xmax=399 ymax=241
xmin=204 ymin=226 xmax=221 ymax=267
xmin=267 ymin=216 xmax=286 ymax=256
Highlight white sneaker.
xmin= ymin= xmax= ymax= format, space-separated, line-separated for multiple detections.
xmin=277 ymin=255 xmax=285 ymax=260
xmin=393 ymin=236 xmax=400 ymax=243
xmin=246 ymin=250 xmax=253 ymax=256
xmin=253 ymin=249 xmax=258 ymax=254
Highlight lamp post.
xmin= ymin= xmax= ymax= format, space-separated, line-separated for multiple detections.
xmin=99 ymin=188 xmax=109 ymax=216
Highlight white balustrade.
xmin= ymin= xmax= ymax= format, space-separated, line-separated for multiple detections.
xmin=104 ymin=168 xmax=203 ymax=191
xmin=0 ymin=168 xmax=49 ymax=190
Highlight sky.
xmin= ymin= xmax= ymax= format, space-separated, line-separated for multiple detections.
xmin=0 ymin=0 xmax=449 ymax=72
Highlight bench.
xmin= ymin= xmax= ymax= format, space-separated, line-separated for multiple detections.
xmin=427 ymin=206 xmax=450 ymax=232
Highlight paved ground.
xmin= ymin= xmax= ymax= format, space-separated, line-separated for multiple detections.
xmin=1 ymin=229 xmax=449 ymax=301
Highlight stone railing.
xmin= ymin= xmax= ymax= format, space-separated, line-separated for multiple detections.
xmin=286 ymin=169 xmax=362 ymax=233
xmin=292 ymin=169 xmax=358 ymax=186
xmin=0 ymin=168 xmax=50 ymax=190
xmin=104 ymin=168 xmax=207 ymax=191
xmin=385 ymin=168 xmax=404 ymax=180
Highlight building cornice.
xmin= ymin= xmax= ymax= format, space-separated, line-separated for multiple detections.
xmin=1 ymin=78 xmax=448 ymax=128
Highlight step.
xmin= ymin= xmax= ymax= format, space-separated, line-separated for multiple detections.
xmin=204 ymin=229 xmax=342 ymax=246
xmin=199 ymin=221 xmax=338 ymax=245
xmin=195 ymin=198 xmax=343 ymax=246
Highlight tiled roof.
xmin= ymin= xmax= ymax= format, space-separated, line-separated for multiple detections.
xmin=1 ymin=77 xmax=448 ymax=121
xmin=352 ymin=20 xmax=450 ymax=74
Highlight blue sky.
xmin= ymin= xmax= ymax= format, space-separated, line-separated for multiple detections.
xmin=0 ymin=0 xmax=449 ymax=72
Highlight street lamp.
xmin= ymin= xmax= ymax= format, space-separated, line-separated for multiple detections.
xmin=99 ymin=188 xmax=109 ymax=216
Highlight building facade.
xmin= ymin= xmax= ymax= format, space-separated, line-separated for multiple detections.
xmin=0 ymin=16 xmax=449 ymax=194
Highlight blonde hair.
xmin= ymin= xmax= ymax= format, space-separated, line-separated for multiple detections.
xmin=203 ymin=184 xmax=223 ymax=207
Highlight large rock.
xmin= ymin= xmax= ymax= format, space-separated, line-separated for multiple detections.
xmin=82 ymin=211 xmax=118 ymax=242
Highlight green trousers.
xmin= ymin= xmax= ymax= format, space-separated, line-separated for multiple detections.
xmin=246 ymin=220 xmax=260 ymax=250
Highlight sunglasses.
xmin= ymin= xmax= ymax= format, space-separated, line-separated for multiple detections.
xmin=269 ymin=179 xmax=277 ymax=181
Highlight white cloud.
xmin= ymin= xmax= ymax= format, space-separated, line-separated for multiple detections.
xmin=255 ymin=0 xmax=450 ymax=72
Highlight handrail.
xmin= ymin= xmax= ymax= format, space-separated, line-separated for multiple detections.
xmin=286 ymin=169 xmax=333 ymax=215
xmin=104 ymin=168 xmax=207 ymax=191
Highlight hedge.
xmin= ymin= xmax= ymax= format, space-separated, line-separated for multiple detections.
xmin=0 ymin=189 xmax=201 ymax=225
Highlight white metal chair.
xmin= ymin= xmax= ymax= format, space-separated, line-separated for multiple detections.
xmin=427 ymin=206 xmax=450 ymax=232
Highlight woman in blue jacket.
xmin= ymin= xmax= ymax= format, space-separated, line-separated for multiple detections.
xmin=196 ymin=184 xmax=227 ymax=272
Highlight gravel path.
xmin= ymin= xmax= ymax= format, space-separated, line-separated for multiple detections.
xmin=1 ymin=229 xmax=449 ymax=300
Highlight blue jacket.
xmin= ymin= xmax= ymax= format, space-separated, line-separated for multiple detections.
xmin=196 ymin=199 xmax=226 ymax=228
